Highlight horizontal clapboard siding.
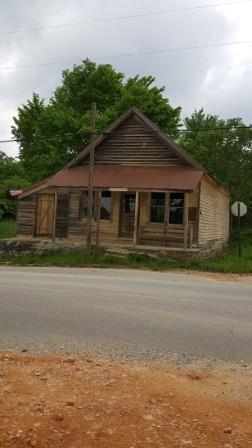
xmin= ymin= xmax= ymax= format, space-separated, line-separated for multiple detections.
xmin=82 ymin=116 xmax=187 ymax=166
xmin=198 ymin=177 xmax=230 ymax=246
xmin=16 ymin=196 xmax=36 ymax=236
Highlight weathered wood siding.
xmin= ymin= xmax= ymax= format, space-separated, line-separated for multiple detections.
xmin=188 ymin=188 xmax=199 ymax=245
xmin=82 ymin=115 xmax=188 ymax=167
xmin=55 ymin=190 xmax=69 ymax=238
xmin=198 ymin=176 xmax=230 ymax=248
xmin=68 ymin=191 xmax=86 ymax=237
xmin=17 ymin=187 xmax=202 ymax=249
xmin=16 ymin=195 xmax=36 ymax=236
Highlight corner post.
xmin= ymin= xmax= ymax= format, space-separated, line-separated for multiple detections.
xmin=184 ymin=192 xmax=189 ymax=250
xmin=133 ymin=191 xmax=140 ymax=247
xmin=52 ymin=188 xmax=58 ymax=242
xmin=96 ymin=190 xmax=101 ymax=250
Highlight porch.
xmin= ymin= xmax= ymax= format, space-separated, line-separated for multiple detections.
xmin=88 ymin=188 xmax=198 ymax=251
xmin=31 ymin=187 xmax=199 ymax=251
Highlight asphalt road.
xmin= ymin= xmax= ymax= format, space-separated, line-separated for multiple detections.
xmin=0 ymin=266 xmax=251 ymax=363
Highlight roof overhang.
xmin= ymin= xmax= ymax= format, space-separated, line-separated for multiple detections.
xmin=45 ymin=165 xmax=203 ymax=191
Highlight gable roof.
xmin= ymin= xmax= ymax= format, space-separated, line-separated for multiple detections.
xmin=65 ymin=107 xmax=205 ymax=171
xmin=18 ymin=107 xmax=216 ymax=199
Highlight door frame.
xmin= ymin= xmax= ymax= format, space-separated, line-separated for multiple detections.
xmin=119 ymin=192 xmax=136 ymax=238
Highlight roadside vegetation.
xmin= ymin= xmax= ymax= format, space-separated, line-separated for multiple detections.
xmin=0 ymin=219 xmax=16 ymax=239
xmin=0 ymin=239 xmax=251 ymax=274
xmin=0 ymin=219 xmax=251 ymax=273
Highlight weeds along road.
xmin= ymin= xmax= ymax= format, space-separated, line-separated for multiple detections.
xmin=0 ymin=266 xmax=251 ymax=363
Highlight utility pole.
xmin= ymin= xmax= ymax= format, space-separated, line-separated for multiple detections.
xmin=86 ymin=102 xmax=96 ymax=257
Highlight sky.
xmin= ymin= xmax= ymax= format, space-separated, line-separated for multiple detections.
xmin=0 ymin=0 xmax=252 ymax=157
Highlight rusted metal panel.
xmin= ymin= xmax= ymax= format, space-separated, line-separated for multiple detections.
xmin=47 ymin=166 xmax=203 ymax=191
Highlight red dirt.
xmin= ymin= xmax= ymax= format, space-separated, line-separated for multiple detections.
xmin=0 ymin=352 xmax=251 ymax=448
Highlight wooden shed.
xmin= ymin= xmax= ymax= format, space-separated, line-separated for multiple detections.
xmin=16 ymin=107 xmax=230 ymax=258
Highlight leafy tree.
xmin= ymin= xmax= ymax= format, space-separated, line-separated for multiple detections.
xmin=12 ymin=59 xmax=181 ymax=181
xmin=180 ymin=109 xmax=252 ymax=225
xmin=0 ymin=151 xmax=29 ymax=219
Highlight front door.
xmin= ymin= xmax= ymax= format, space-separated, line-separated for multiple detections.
xmin=36 ymin=193 xmax=55 ymax=236
xmin=119 ymin=193 xmax=136 ymax=237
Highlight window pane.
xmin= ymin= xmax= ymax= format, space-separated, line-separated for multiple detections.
xmin=150 ymin=193 xmax=165 ymax=223
xmin=124 ymin=194 xmax=135 ymax=214
xmin=80 ymin=191 xmax=95 ymax=219
xmin=151 ymin=192 xmax=165 ymax=206
xmin=100 ymin=191 xmax=111 ymax=220
xmin=170 ymin=193 xmax=184 ymax=207
xmin=169 ymin=193 xmax=184 ymax=224
xmin=151 ymin=206 xmax=165 ymax=223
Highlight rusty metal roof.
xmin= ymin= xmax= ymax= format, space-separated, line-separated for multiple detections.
xmin=47 ymin=165 xmax=203 ymax=191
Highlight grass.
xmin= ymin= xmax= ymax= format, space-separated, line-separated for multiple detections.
xmin=0 ymin=219 xmax=16 ymax=239
xmin=0 ymin=242 xmax=251 ymax=274
xmin=0 ymin=219 xmax=251 ymax=273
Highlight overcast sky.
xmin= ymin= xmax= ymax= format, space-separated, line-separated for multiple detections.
xmin=1 ymin=0 xmax=252 ymax=157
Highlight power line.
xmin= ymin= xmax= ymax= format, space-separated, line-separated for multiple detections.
xmin=1 ymin=125 xmax=251 ymax=144
xmin=0 ymin=0 xmax=251 ymax=37
xmin=1 ymin=39 xmax=252 ymax=71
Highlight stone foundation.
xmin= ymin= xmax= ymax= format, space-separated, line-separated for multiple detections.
xmin=0 ymin=238 xmax=226 ymax=262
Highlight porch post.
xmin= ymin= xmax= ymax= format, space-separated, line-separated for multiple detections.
xmin=133 ymin=191 xmax=140 ymax=247
xmin=52 ymin=189 xmax=58 ymax=242
xmin=95 ymin=190 xmax=101 ymax=249
xmin=184 ymin=192 xmax=189 ymax=250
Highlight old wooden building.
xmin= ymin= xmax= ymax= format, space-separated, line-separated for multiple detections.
xmin=16 ymin=107 xmax=230 ymax=257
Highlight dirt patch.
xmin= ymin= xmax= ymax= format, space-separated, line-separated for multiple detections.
xmin=176 ymin=269 xmax=252 ymax=282
xmin=0 ymin=352 xmax=251 ymax=448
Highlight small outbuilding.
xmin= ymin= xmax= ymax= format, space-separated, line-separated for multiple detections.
xmin=16 ymin=107 xmax=230 ymax=258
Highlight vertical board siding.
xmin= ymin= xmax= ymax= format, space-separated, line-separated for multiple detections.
xmin=16 ymin=195 xmax=36 ymax=236
xmin=198 ymin=177 xmax=230 ymax=247
xmin=55 ymin=191 xmax=69 ymax=238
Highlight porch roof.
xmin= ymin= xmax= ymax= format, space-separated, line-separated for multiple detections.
xmin=47 ymin=165 xmax=203 ymax=191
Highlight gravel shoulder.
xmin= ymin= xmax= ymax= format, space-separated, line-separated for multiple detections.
xmin=0 ymin=352 xmax=251 ymax=448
